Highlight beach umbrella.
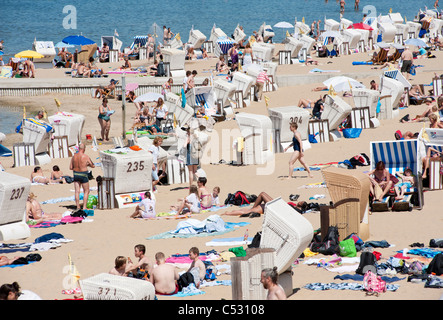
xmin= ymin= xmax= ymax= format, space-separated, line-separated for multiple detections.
xmin=405 ymin=38 xmax=428 ymax=47
xmin=54 ymin=41 xmax=75 ymax=49
xmin=62 ymin=35 xmax=95 ymax=46
xmin=273 ymin=21 xmax=294 ymax=29
xmin=134 ymin=92 xmax=163 ymax=103
xmin=323 ymin=76 xmax=365 ymax=92
xmin=14 ymin=50 xmax=44 ymax=59
xmin=347 ymin=23 xmax=373 ymax=31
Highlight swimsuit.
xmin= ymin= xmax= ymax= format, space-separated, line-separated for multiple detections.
xmin=73 ymin=171 xmax=89 ymax=184
xmin=200 ymin=194 xmax=212 ymax=210
xmin=155 ymin=283 xmax=179 ymax=296
xmin=292 ymin=136 xmax=301 ymax=152
xmin=32 ymin=176 xmax=46 ymax=183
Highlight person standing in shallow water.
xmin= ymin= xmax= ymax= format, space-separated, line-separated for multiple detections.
xmin=285 ymin=122 xmax=313 ymax=179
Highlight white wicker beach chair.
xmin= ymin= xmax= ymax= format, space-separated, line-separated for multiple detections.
xmin=80 ymin=273 xmax=155 ymax=300
xmin=260 ymin=197 xmax=314 ymax=273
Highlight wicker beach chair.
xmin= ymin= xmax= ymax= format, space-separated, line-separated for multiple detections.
xmin=79 ymin=273 xmax=155 ymax=300
xmin=321 ymin=167 xmax=371 ymax=241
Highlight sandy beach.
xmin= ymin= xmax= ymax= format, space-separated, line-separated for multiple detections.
xmin=1 ymin=41 xmax=443 ymax=302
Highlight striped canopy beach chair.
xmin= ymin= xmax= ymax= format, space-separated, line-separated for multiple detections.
xmin=418 ymin=128 xmax=443 ymax=189
xmin=370 ymin=139 xmax=424 ymax=210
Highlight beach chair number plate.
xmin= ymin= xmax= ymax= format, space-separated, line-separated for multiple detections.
xmin=127 ymin=161 xmax=145 ymax=173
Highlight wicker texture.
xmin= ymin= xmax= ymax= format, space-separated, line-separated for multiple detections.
xmin=80 ymin=273 xmax=155 ymax=300
xmin=260 ymin=198 xmax=314 ymax=273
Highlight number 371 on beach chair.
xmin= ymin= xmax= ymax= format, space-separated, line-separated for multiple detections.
xmin=370 ymin=139 xmax=424 ymax=211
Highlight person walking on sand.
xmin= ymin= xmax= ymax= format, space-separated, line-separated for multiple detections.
xmin=284 ymin=122 xmax=313 ymax=179
xmin=69 ymin=143 xmax=95 ymax=210
xmin=98 ymin=97 xmax=113 ymax=141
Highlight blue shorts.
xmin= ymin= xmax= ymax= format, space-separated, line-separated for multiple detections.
xmin=396 ymin=182 xmax=412 ymax=189
xmin=152 ymin=164 xmax=159 ymax=181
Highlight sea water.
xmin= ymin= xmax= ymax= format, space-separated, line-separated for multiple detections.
xmin=0 ymin=107 xmax=23 ymax=134
xmin=0 ymin=0 xmax=438 ymax=57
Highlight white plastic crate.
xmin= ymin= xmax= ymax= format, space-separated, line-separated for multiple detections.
xmin=260 ymin=198 xmax=314 ymax=273
xmin=100 ymin=149 xmax=153 ymax=194
xmin=0 ymin=172 xmax=31 ymax=241
xmin=80 ymin=273 xmax=155 ymax=300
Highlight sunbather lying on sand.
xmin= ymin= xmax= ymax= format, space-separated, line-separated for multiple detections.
xmin=221 ymin=192 xmax=272 ymax=217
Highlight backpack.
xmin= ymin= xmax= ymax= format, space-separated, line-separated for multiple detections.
xmin=356 ymin=251 xmax=377 ymax=275
xmin=177 ymin=272 xmax=194 ymax=291
xmin=426 ymin=253 xmax=443 ymax=276
xmin=363 ymin=271 xmax=386 ymax=294
xmin=248 ymin=231 xmax=262 ymax=248
xmin=224 ymin=191 xmax=252 ymax=206
xmin=310 ymin=226 xmax=340 ymax=255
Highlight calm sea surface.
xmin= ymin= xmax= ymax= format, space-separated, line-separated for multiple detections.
xmin=0 ymin=0 xmax=438 ymax=57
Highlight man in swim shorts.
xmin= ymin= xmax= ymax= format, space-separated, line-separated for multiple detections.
xmin=70 ymin=143 xmax=95 ymax=210
xmin=150 ymin=252 xmax=179 ymax=295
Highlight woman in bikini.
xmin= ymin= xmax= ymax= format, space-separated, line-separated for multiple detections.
xmin=26 ymin=193 xmax=62 ymax=223
xmin=284 ymin=122 xmax=313 ymax=179
xmin=367 ymin=161 xmax=393 ymax=202
xmin=197 ymin=177 xmax=212 ymax=210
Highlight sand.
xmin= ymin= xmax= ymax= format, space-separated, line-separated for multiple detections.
xmin=0 ymin=43 xmax=442 ymax=301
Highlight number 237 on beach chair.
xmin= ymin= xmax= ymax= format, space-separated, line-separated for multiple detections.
xmin=370 ymin=139 xmax=424 ymax=211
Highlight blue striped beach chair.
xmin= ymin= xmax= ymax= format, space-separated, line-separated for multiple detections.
xmin=370 ymin=139 xmax=424 ymax=210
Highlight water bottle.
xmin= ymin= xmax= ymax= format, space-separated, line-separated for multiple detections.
xmin=244 ymin=229 xmax=249 ymax=242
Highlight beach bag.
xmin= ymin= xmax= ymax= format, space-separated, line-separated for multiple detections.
xmin=408 ymin=261 xmax=424 ymax=275
xmin=363 ymin=271 xmax=386 ymax=294
xmin=177 ymin=272 xmax=194 ymax=291
xmin=429 ymin=238 xmax=443 ymax=248
xmin=310 ymin=226 xmax=340 ymax=255
xmin=248 ymin=231 xmax=262 ymax=248
xmin=339 ymin=238 xmax=357 ymax=257
xmin=426 ymin=253 xmax=443 ymax=276
xmin=224 ymin=191 xmax=251 ymax=206
xmin=356 ymin=251 xmax=377 ymax=275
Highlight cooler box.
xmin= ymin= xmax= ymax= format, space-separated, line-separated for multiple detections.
xmin=161 ymin=48 xmax=186 ymax=71
xmin=235 ymin=113 xmax=273 ymax=165
xmin=188 ymin=29 xmax=207 ymax=49
xmin=284 ymin=37 xmax=303 ymax=58
xmin=80 ymin=273 xmax=155 ymax=300
xmin=48 ymin=112 xmax=85 ymax=146
xmin=213 ymin=79 xmax=237 ymax=108
xmin=100 ymin=148 xmax=153 ymax=194
xmin=22 ymin=118 xmax=52 ymax=154
xmin=230 ymin=248 xmax=276 ymax=300
xmin=260 ymin=198 xmax=314 ymax=273
xmin=268 ymin=106 xmax=310 ymax=152
xmin=321 ymin=95 xmax=353 ymax=130
xmin=0 ymin=172 xmax=31 ymax=241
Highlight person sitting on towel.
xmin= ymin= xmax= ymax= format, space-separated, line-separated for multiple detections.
xmin=149 ymin=252 xmax=179 ymax=295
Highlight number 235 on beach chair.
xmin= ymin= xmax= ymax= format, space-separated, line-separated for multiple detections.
xmin=370 ymin=139 xmax=424 ymax=211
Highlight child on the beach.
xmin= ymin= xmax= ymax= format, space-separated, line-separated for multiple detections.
xmin=211 ymin=186 xmax=220 ymax=207
xmin=197 ymin=177 xmax=212 ymax=210
xmin=394 ymin=168 xmax=415 ymax=200
xmin=171 ymin=185 xmax=201 ymax=215
xmin=50 ymin=165 xmax=65 ymax=183
xmin=130 ymin=191 xmax=156 ymax=219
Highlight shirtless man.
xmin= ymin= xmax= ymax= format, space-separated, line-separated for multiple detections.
xmin=69 ymin=143 xmax=95 ymax=210
xmin=109 ymin=256 xmax=133 ymax=277
xmin=150 ymin=252 xmax=179 ymax=295
xmin=187 ymin=247 xmax=206 ymax=288
xmin=401 ymin=46 xmax=413 ymax=80
xmin=127 ymin=244 xmax=152 ymax=279
xmin=261 ymin=267 xmax=287 ymax=300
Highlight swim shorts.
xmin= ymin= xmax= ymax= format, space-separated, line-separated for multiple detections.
xmin=73 ymin=171 xmax=89 ymax=184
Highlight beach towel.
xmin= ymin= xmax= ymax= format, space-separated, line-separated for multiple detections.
xmin=0 ymin=66 xmax=13 ymax=78
xmin=146 ymin=221 xmax=250 ymax=240
xmin=309 ymin=68 xmax=341 ymax=73
xmin=205 ymin=237 xmax=252 ymax=247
